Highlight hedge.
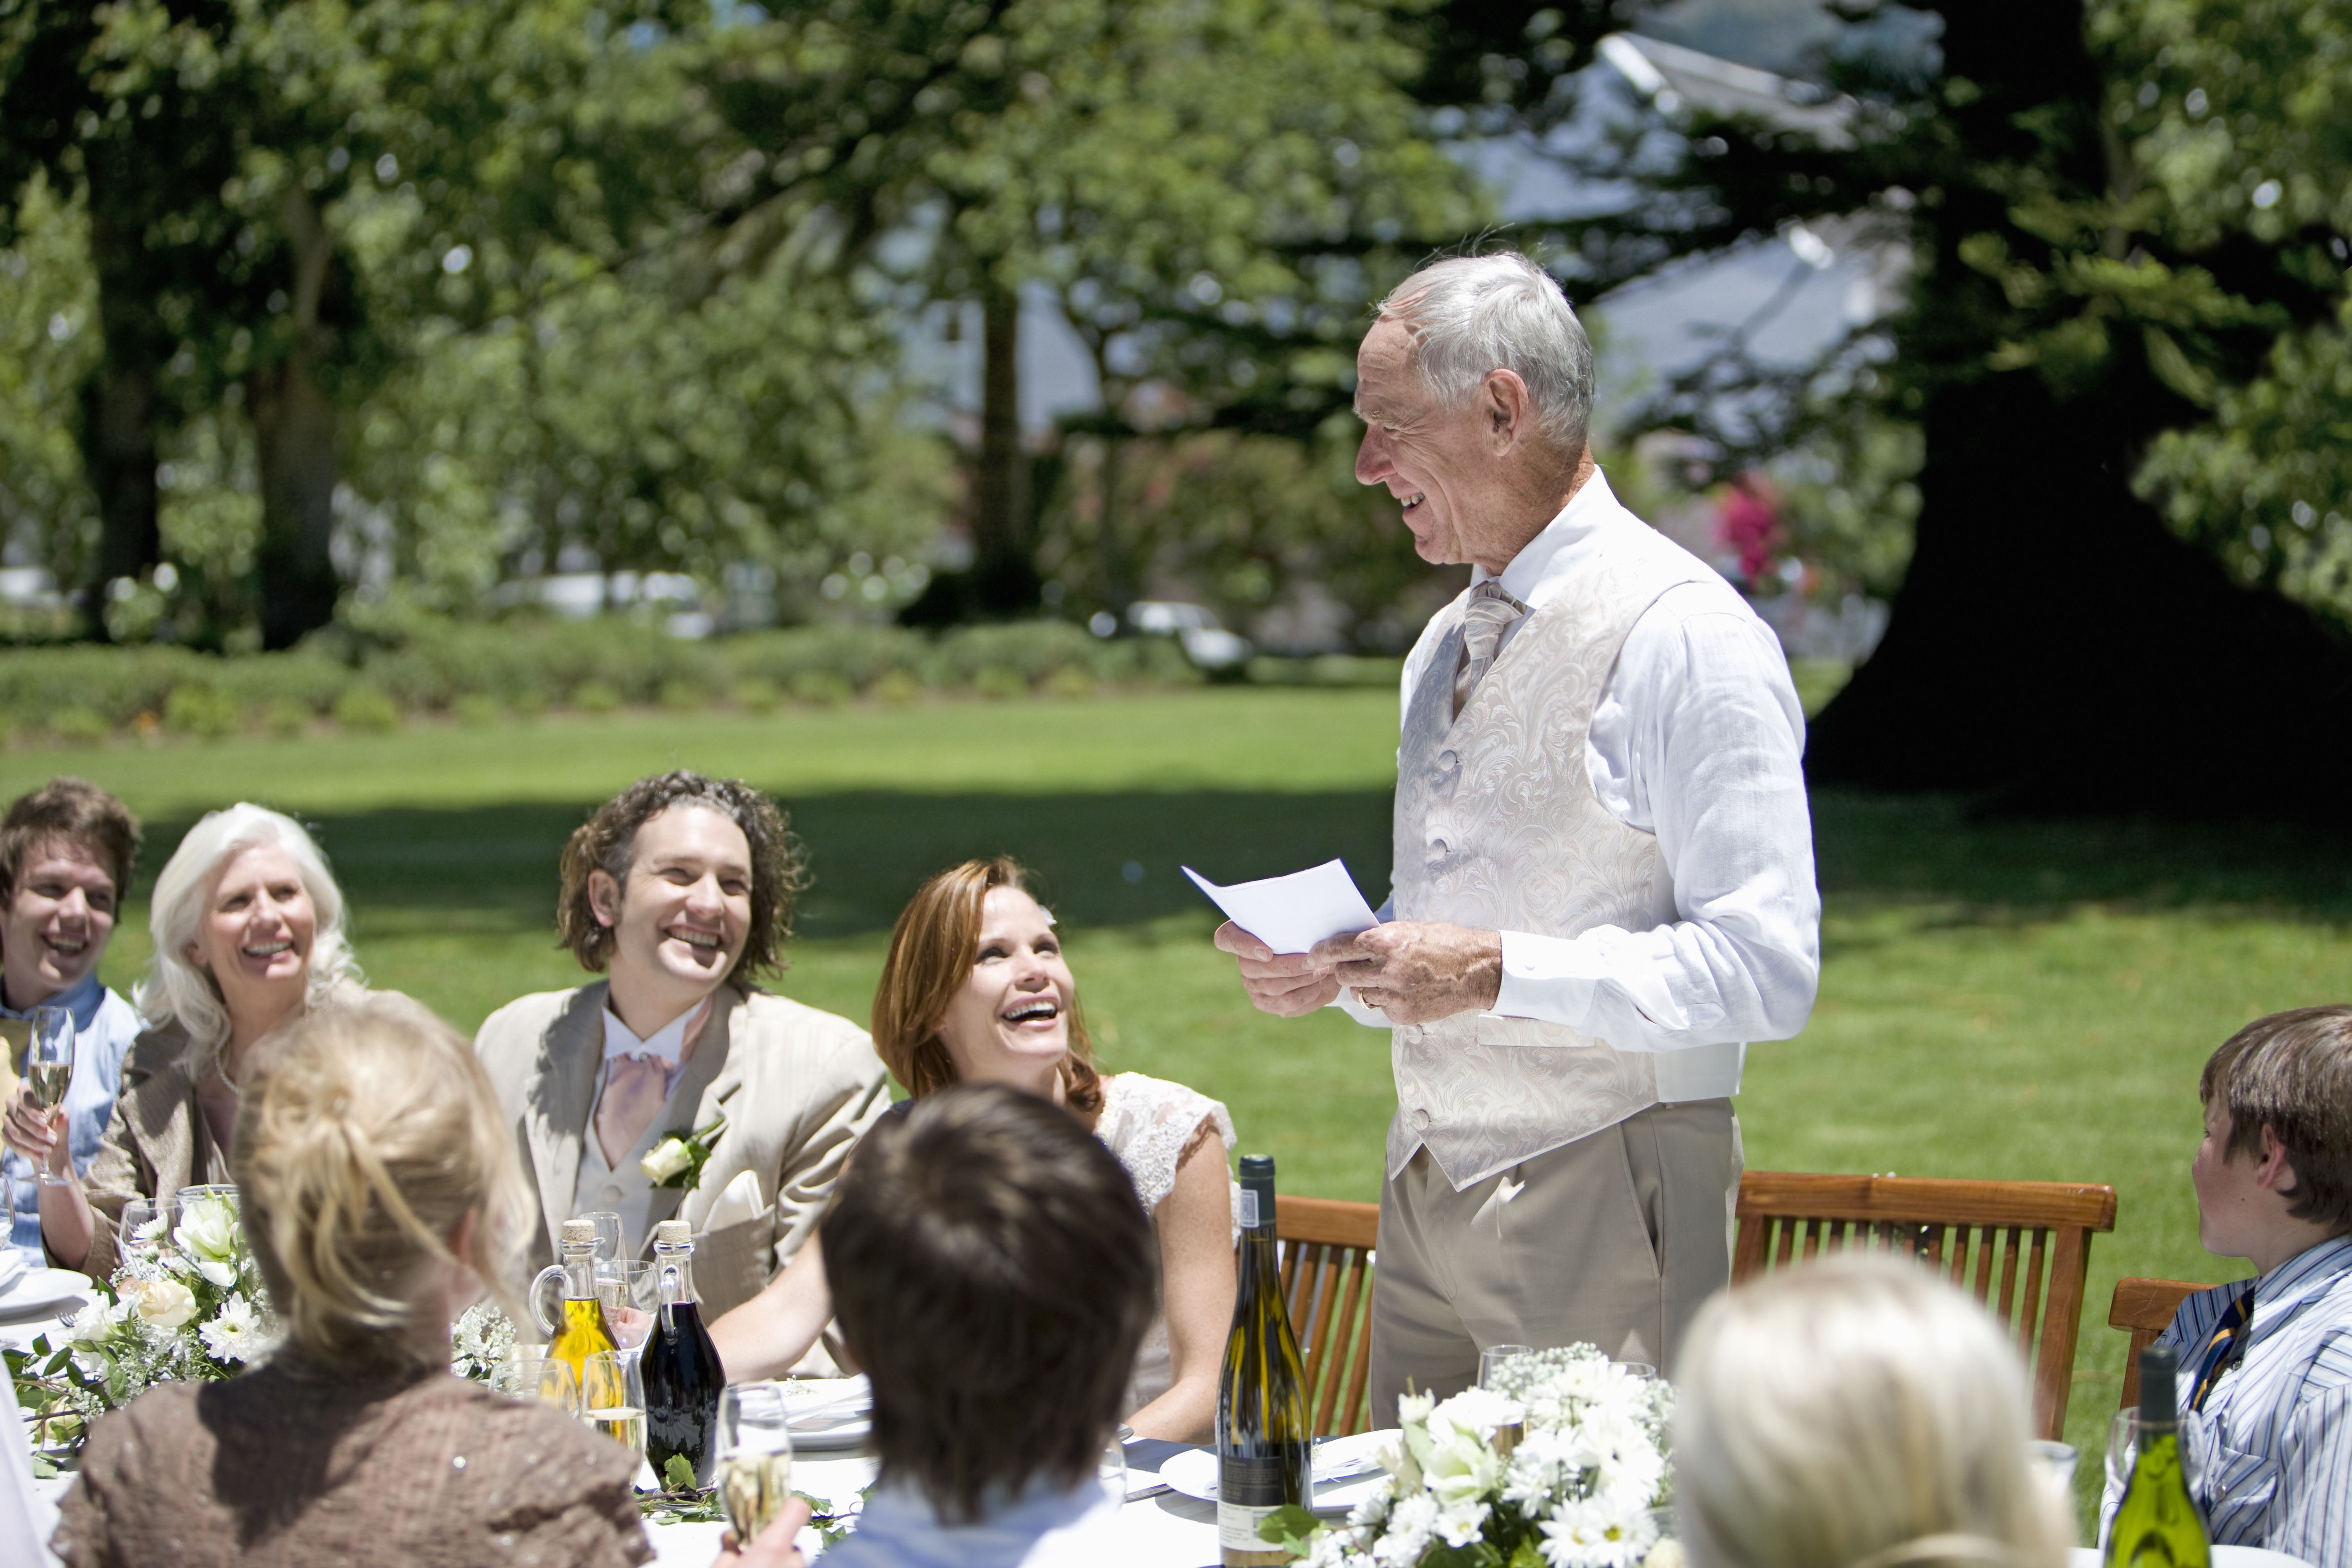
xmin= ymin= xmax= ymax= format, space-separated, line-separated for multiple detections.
xmin=0 ymin=616 xmax=1203 ymax=743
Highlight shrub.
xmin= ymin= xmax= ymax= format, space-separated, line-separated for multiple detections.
xmin=659 ymin=679 xmax=709 ymax=712
xmin=48 ymin=707 xmax=110 ymax=746
xmin=971 ymin=665 xmax=1030 ymax=701
xmin=788 ymin=671 xmax=853 ymax=707
xmin=870 ymin=670 xmax=921 ymax=706
xmin=451 ymin=693 xmax=503 ymax=728
xmin=1043 ymin=666 xmax=1097 ymax=700
xmin=261 ymin=696 xmax=312 ymax=738
xmin=732 ymin=676 xmax=782 ymax=714
xmin=164 ymin=685 xmax=242 ymax=740
xmin=332 ymin=683 xmax=402 ymax=733
xmin=572 ymin=679 xmax=622 ymax=715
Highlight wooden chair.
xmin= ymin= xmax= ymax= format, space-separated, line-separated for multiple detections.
xmin=2108 ymin=1277 xmax=2209 ymax=1408
xmin=1275 ymin=1194 xmax=1379 ymax=1437
xmin=1732 ymin=1172 xmax=2117 ymax=1441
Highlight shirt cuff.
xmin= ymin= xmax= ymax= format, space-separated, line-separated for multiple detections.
xmin=1328 ymin=989 xmax=1391 ymax=1029
xmin=1494 ymin=927 xmax=1692 ymax=1036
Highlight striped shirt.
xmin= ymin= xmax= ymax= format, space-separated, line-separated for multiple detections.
xmin=2105 ymin=1235 xmax=2352 ymax=1567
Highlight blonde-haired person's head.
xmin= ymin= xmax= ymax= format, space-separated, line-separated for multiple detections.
xmin=138 ymin=803 xmax=358 ymax=1076
xmin=1674 ymin=1254 xmax=2071 ymax=1568
xmin=232 ymin=995 xmax=529 ymax=1373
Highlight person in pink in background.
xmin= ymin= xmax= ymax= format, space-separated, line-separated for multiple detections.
xmin=1715 ymin=471 xmax=1783 ymax=591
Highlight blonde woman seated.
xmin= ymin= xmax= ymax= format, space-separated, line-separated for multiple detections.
xmin=39 ymin=804 xmax=371 ymax=1278
xmin=49 ymin=996 xmax=656 ymax=1568
xmin=711 ymin=858 xmax=1238 ymax=1442
xmin=1674 ymin=1254 xmax=2071 ymax=1568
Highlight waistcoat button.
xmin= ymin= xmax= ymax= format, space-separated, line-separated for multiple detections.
xmin=1437 ymin=749 xmax=1458 ymax=769
xmin=1410 ymin=1108 xmax=1431 ymax=1130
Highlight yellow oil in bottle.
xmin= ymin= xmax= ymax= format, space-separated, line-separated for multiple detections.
xmin=550 ymin=1294 xmax=618 ymax=1383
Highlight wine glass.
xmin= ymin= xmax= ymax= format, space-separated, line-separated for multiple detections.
xmin=118 ymin=1197 xmax=178 ymax=1261
xmin=1100 ymin=1427 xmax=1130 ymax=1504
xmin=1479 ymin=1343 xmax=1535 ymax=1389
xmin=581 ymin=1210 xmax=624 ymax=1263
xmin=597 ymin=1259 xmax=657 ymax=1349
xmin=717 ymin=1383 xmax=797 ymax=1545
xmin=580 ymin=1349 xmax=646 ymax=1460
xmin=2105 ymin=1408 xmax=2139 ymax=1498
xmin=491 ymin=1356 xmax=581 ymax=1415
xmin=25 ymin=1006 xmax=73 ymax=1193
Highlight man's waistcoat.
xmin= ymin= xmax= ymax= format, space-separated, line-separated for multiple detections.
xmin=1388 ymin=520 xmax=1729 ymax=1189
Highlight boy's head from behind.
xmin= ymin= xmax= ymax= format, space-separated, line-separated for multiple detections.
xmin=821 ymin=1082 xmax=1159 ymax=1522
xmin=2196 ymin=1005 xmax=2352 ymax=1262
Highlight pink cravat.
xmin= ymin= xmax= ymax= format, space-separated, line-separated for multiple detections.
xmin=594 ymin=1053 xmax=673 ymax=1170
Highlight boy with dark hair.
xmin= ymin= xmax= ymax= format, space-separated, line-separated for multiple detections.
xmin=818 ymin=1082 xmax=1158 ymax=1566
xmin=0 ymin=778 xmax=144 ymax=1260
xmin=2103 ymin=1006 xmax=2352 ymax=1565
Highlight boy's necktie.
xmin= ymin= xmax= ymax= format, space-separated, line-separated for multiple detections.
xmin=2188 ymin=1279 xmax=2256 ymax=1412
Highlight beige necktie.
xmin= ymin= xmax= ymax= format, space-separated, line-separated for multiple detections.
xmin=595 ymin=1054 xmax=672 ymax=1170
xmin=1452 ymin=582 xmax=1527 ymax=718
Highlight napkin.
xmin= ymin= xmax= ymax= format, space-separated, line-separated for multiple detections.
xmin=0 ymin=1248 xmax=28 ymax=1296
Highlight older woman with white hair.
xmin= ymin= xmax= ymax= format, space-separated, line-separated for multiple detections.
xmin=1673 ymin=1254 xmax=2073 ymax=1568
xmin=39 ymin=803 xmax=368 ymax=1278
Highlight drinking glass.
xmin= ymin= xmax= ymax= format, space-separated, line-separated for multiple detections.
xmin=118 ymin=1197 xmax=178 ymax=1260
xmin=580 ymin=1349 xmax=646 ymax=1460
xmin=581 ymin=1210 xmax=624 ymax=1263
xmin=491 ymin=1356 xmax=580 ymax=1415
xmin=1479 ymin=1344 xmax=1535 ymax=1389
xmin=1099 ymin=1430 xmax=1129 ymax=1505
xmin=2105 ymin=1409 xmax=2139 ymax=1498
xmin=176 ymin=1183 xmax=240 ymax=1207
xmin=2028 ymin=1439 xmax=2078 ymax=1496
xmin=717 ymin=1383 xmax=797 ymax=1545
xmin=597 ymin=1259 xmax=657 ymax=1349
xmin=25 ymin=1007 xmax=73 ymax=1193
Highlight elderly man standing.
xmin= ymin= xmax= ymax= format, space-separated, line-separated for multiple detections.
xmin=1216 ymin=253 xmax=1818 ymax=1409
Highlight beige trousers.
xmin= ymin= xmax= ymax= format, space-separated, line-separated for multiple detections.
xmin=1368 ymin=1099 xmax=1741 ymax=1419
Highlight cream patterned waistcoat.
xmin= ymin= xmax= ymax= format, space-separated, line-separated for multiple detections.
xmin=1388 ymin=522 xmax=1710 ymax=1190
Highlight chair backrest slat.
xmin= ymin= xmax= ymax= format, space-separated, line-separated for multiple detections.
xmin=1272 ymin=1195 xmax=1380 ymax=1437
xmin=1733 ymin=1172 xmax=2116 ymax=1442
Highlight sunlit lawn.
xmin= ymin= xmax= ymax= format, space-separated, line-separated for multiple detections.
xmin=10 ymin=687 xmax=2351 ymax=1515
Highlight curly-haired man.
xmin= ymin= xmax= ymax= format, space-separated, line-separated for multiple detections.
xmin=475 ymin=771 xmax=889 ymax=1328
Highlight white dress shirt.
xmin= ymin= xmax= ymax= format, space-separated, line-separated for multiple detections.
xmin=1357 ymin=469 xmax=1819 ymax=1057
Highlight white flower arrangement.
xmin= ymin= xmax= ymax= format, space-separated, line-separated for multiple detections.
xmin=1276 ymin=1345 xmax=1677 ymax=1568
xmin=449 ymin=1300 xmax=520 ymax=1381
xmin=5 ymin=1193 xmax=281 ymax=1460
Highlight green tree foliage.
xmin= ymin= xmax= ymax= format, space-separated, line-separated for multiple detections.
xmin=0 ymin=174 xmax=99 ymax=590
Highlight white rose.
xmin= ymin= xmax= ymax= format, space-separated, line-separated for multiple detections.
xmin=175 ymin=1197 xmax=240 ymax=1263
xmin=66 ymin=1304 xmax=115 ymax=1347
xmin=641 ymin=1138 xmax=693 ymax=1183
xmin=125 ymin=1276 xmax=198 ymax=1331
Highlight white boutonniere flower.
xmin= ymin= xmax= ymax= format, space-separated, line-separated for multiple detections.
xmin=642 ymin=1115 xmax=727 ymax=1191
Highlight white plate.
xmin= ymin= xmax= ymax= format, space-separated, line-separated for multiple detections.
xmin=0 ymin=1267 xmax=95 ymax=1323
xmin=1158 ymin=1430 xmax=1397 ymax=1515
xmin=775 ymin=1376 xmax=872 ymax=1452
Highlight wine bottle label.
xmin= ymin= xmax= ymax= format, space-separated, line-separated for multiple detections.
xmin=1238 ymin=1189 xmax=1260 ymax=1229
xmin=1219 ymin=1499 xmax=1283 ymax=1551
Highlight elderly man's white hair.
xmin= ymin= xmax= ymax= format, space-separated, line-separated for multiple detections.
xmin=1374 ymin=252 xmax=1597 ymax=454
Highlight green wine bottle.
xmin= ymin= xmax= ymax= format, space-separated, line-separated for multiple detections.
xmin=2106 ymin=1342 xmax=2211 ymax=1568
xmin=1217 ymin=1154 xmax=1311 ymax=1567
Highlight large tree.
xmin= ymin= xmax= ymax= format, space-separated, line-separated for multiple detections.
xmin=1414 ymin=0 xmax=2352 ymax=812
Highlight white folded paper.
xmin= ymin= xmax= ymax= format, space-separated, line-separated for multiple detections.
xmin=1182 ymin=859 xmax=1381 ymax=955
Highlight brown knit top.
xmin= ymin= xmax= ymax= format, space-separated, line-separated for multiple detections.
xmin=51 ymin=1357 xmax=653 ymax=1568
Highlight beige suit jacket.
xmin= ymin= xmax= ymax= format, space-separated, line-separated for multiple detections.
xmin=63 ymin=1017 xmax=229 ymax=1281
xmin=473 ymin=980 xmax=889 ymax=1318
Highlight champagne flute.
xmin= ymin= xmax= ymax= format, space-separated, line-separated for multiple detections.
xmin=597 ymin=1259 xmax=657 ymax=1349
xmin=581 ymin=1210 xmax=624 ymax=1263
xmin=25 ymin=1007 xmax=73 ymax=1193
xmin=717 ymin=1383 xmax=797 ymax=1545
xmin=492 ymin=1356 xmax=581 ymax=1415
xmin=581 ymin=1349 xmax=647 ymax=1459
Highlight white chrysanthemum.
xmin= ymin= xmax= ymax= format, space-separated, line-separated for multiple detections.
xmin=1540 ymin=1494 xmax=1660 ymax=1568
xmin=1578 ymin=1408 xmax=1668 ymax=1507
xmin=198 ymin=1297 xmax=275 ymax=1363
xmin=1504 ymin=1429 xmax=1572 ymax=1509
xmin=1434 ymin=1498 xmax=1490 ymax=1548
xmin=1304 ymin=1527 xmax=1376 ymax=1568
xmin=1349 ymin=1486 xmax=1395 ymax=1528
xmin=1372 ymin=1493 xmax=1439 ymax=1567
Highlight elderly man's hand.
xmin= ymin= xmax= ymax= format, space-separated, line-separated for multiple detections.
xmin=1213 ymin=922 xmax=1343 ymax=1017
xmin=1316 ymin=922 xmax=1503 ymax=1026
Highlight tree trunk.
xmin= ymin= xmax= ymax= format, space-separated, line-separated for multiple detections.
xmin=77 ymin=197 xmax=161 ymax=637
xmin=249 ymin=189 xmax=343 ymax=649
xmin=1803 ymin=0 xmax=2352 ymax=815
xmin=972 ymin=276 xmax=1039 ymax=614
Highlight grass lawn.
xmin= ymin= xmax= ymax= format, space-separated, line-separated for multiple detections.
xmin=10 ymin=688 xmax=2352 ymax=1517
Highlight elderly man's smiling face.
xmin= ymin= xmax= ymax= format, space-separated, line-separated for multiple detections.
xmin=1354 ymin=313 xmax=1534 ymax=573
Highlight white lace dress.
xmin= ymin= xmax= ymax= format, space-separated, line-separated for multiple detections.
xmin=1094 ymin=1071 xmax=1238 ymax=1415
